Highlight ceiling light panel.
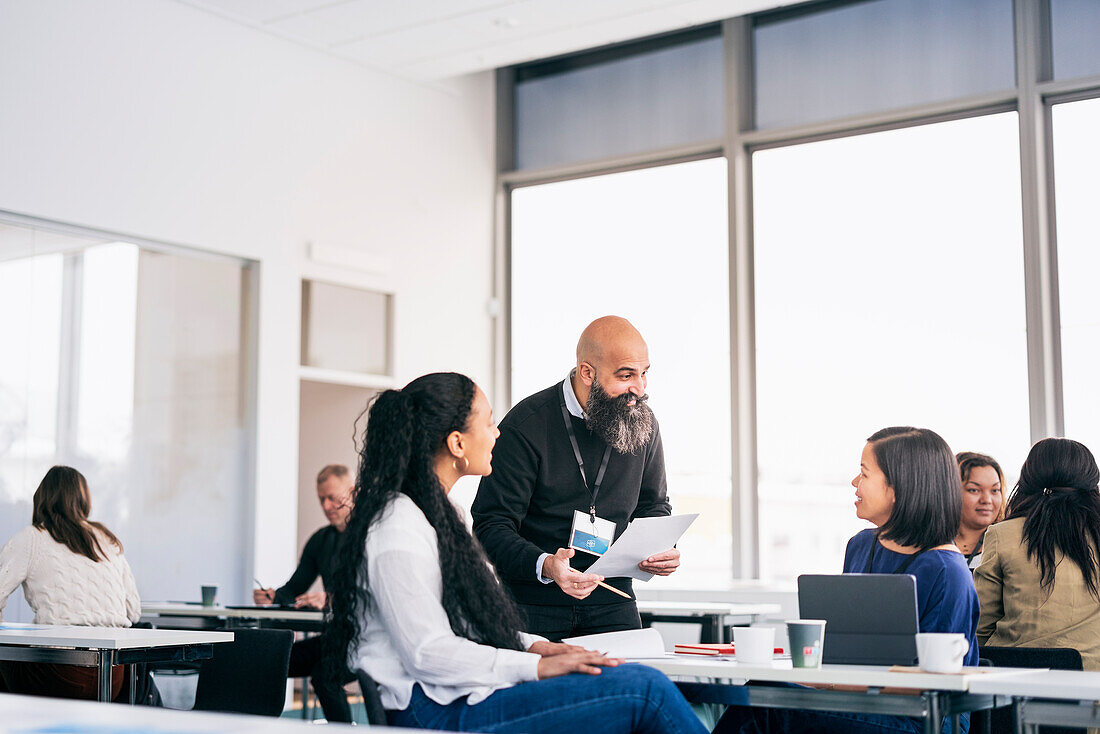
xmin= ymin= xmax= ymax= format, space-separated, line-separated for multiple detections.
xmin=185 ymin=0 xmax=335 ymax=25
xmin=268 ymin=0 xmax=517 ymax=46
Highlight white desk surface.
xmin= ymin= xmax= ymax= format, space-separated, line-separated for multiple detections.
xmin=143 ymin=603 xmax=324 ymax=622
xmin=967 ymin=668 xmax=1100 ymax=701
xmin=636 ymin=601 xmax=781 ymax=617
xmin=639 ymin=655 xmax=1043 ymax=692
xmin=0 ymin=622 xmax=233 ymax=650
xmin=0 ymin=692 xmax=358 ymax=732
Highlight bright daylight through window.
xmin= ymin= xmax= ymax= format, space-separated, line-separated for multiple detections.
xmin=753 ymin=112 xmax=1031 ymax=582
xmin=1054 ymin=98 xmax=1100 ymax=458
xmin=510 ymin=157 xmax=732 ymax=586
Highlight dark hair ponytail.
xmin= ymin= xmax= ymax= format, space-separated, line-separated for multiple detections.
xmin=1007 ymin=437 xmax=1100 ymax=598
xmin=324 ymin=373 xmax=526 ymax=685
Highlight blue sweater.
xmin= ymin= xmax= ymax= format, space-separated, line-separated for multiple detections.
xmin=843 ymin=528 xmax=980 ymax=667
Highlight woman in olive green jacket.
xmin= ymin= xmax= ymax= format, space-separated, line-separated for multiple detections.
xmin=975 ymin=438 xmax=1100 ymax=670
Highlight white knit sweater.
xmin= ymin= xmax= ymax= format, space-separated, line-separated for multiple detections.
xmin=0 ymin=525 xmax=141 ymax=626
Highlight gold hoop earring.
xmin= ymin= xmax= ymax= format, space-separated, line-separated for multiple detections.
xmin=453 ymin=456 xmax=469 ymax=474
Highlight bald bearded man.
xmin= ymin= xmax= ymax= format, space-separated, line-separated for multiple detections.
xmin=472 ymin=316 xmax=680 ymax=640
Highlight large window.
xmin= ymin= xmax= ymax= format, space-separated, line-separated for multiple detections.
xmin=752 ymin=113 xmax=1031 ymax=581
xmin=753 ymin=0 xmax=1015 ymax=130
xmin=510 ymin=158 xmax=732 ymax=585
xmin=1054 ymin=98 xmax=1100 ymax=455
xmin=503 ymin=1 xmax=1100 ymax=583
xmin=0 ymin=220 xmax=255 ymax=620
xmin=514 ymin=31 xmax=724 ymax=170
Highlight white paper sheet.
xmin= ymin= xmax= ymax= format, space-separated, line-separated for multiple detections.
xmin=586 ymin=513 xmax=698 ymax=581
xmin=563 ymin=627 xmax=668 ymax=659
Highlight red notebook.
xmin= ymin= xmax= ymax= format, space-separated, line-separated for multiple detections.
xmin=674 ymin=643 xmax=784 ymax=656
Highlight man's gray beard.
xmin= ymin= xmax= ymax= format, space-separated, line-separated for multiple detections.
xmin=584 ymin=377 xmax=654 ymax=455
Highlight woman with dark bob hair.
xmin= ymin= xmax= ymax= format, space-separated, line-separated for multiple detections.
xmin=976 ymin=438 xmax=1100 ymax=670
xmin=0 ymin=466 xmax=156 ymax=703
xmin=715 ymin=427 xmax=978 ymax=734
xmin=322 ymin=372 xmax=707 ymax=733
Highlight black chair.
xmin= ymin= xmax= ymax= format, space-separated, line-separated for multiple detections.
xmin=357 ymin=669 xmax=388 ymax=725
xmin=976 ymin=645 xmax=1084 ymax=734
xmin=193 ymin=628 xmax=294 ymax=716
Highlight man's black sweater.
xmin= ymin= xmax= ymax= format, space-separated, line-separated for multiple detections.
xmin=472 ymin=381 xmax=670 ymax=606
xmin=274 ymin=524 xmax=344 ymax=606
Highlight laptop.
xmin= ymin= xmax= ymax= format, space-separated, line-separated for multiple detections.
xmin=797 ymin=574 xmax=919 ymax=666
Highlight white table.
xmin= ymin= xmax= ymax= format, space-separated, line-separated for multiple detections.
xmin=142 ymin=603 xmax=324 ymax=627
xmin=0 ymin=691 xmax=358 ymax=731
xmin=0 ymin=623 xmax=233 ymax=703
xmin=635 ymin=601 xmax=781 ymax=642
xmin=639 ymin=655 xmax=1040 ymax=734
xmin=968 ymin=668 xmax=1100 ymax=732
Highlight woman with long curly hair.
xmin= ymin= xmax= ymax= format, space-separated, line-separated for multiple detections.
xmin=322 ymin=372 xmax=706 ymax=733
xmin=976 ymin=438 xmax=1100 ymax=670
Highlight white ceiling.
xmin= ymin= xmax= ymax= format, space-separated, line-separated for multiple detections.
xmin=175 ymin=0 xmax=797 ymax=82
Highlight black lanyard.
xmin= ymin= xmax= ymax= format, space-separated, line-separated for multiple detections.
xmin=964 ymin=534 xmax=985 ymax=565
xmin=559 ymin=383 xmax=611 ymax=522
xmin=864 ymin=533 xmax=928 ymax=575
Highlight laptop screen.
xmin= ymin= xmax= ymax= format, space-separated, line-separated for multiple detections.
xmin=797 ymin=574 xmax=919 ymax=666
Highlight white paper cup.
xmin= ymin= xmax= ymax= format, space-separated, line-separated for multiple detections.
xmin=916 ymin=633 xmax=969 ymax=673
xmin=733 ymin=626 xmax=775 ymax=664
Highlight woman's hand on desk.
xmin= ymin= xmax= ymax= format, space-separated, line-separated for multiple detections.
xmin=526 ymin=641 xmax=586 ymax=657
xmin=253 ymin=588 xmax=275 ymax=604
xmin=537 ymin=650 xmax=622 ymax=679
xmin=543 ymin=548 xmax=602 ymax=600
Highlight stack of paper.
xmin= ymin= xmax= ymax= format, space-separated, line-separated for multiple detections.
xmin=562 ymin=627 xmax=668 ymax=659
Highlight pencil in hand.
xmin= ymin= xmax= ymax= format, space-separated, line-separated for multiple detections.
xmin=594 ymin=579 xmax=632 ymax=599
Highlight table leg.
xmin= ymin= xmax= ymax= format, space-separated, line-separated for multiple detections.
xmin=706 ymin=616 xmax=722 ymax=644
xmin=1013 ymin=699 xmax=1037 ymax=734
xmin=128 ymin=663 xmax=137 ymax=704
xmin=922 ymin=692 xmax=942 ymax=734
xmin=97 ymin=651 xmax=114 ymax=703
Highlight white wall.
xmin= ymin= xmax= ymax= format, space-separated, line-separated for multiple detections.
xmin=0 ymin=0 xmax=496 ymax=591
xmin=297 ymin=381 xmax=377 ymax=559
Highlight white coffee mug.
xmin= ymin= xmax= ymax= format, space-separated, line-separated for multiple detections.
xmin=733 ymin=626 xmax=775 ymax=665
xmin=915 ymin=633 xmax=969 ymax=673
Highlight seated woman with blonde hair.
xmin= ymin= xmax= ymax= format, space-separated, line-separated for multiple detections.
xmin=0 ymin=466 xmax=154 ymax=703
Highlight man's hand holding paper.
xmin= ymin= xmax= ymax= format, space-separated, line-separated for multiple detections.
xmin=638 ymin=547 xmax=681 ymax=576
xmin=586 ymin=513 xmax=697 ymax=581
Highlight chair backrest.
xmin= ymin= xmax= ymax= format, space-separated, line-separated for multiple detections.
xmin=979 ymin=646 xmax=1083 ymax=734
xmin=193 ymin=628 xmax=294 ymax=716
xmin=978 ymin=645 xmax=1084 ymax=671
xmin=356 ymin=669 xmax=388 ymax=725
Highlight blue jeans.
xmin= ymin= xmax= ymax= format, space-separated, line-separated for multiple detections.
xmin=388 ymin=663 xmax=708 ymax=734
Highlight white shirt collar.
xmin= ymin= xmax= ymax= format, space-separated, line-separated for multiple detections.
xmin=562 ymin=372 xmax=586 ymax=419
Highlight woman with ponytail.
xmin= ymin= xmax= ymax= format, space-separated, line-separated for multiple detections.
xmin=323 ymin=373 xmax=706 ymax=733
xmin=976 ymin=437 xmax=1100 ymax=669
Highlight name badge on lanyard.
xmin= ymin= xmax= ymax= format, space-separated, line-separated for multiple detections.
xmin=559 ymin=384 xmax=614 ymax=556
xmin=570 ymin=510 xmax=616 ymax=556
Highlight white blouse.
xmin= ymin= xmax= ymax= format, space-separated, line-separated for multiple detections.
xmin=0 ymin=525 xmax=141 ymax=627
xmin=350 ymin=494 xmax=544 ymax=710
